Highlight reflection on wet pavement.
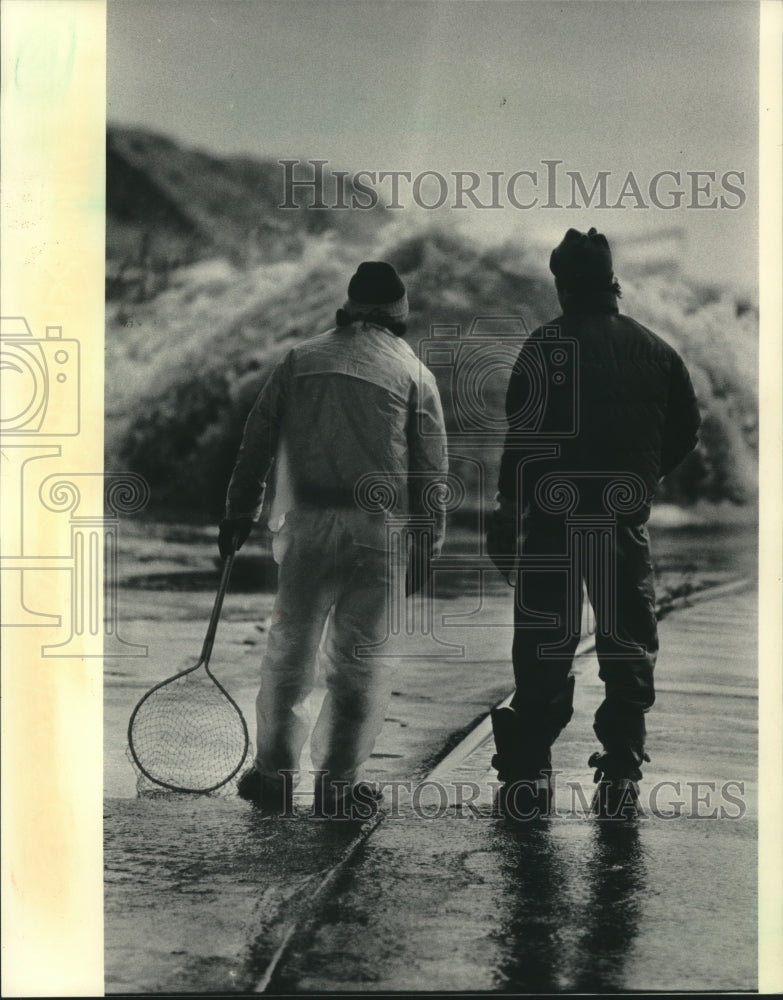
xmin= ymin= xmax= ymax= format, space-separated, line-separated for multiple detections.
xmin=492 ymin=820 xmax=646 ymax=993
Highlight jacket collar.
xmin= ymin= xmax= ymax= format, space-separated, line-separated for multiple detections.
xmin=561 ymin=289 xmax=620 ymax=316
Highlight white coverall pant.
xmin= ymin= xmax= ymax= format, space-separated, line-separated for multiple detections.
xmin=255 ymin=507 xmax=402 ymax=788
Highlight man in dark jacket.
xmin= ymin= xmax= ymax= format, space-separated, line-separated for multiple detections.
xmin=487 ymin=227 xmax=700 ymax=818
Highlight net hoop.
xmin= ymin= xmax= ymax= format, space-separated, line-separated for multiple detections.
xmin=127 ymin=658 xmax=250 ymax=795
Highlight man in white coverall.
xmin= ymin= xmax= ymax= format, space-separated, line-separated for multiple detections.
xmin=220 ymin=261 xmax=448 ymax=817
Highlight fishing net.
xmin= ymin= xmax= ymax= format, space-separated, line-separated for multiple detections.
xmin=127 ymin=663 xmax=249 ymax=795
xmin=126 ymin=547 xmax=250 ymax=796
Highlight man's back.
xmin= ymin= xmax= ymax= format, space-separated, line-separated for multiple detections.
xmin=500 ymin=306 xmax=700 ymax=523
xmin=281 ymin=323 xmax=442 ymax=507
xmin=225 ymin=319 xmax=447 ymax=544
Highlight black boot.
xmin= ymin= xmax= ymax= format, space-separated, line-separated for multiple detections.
xmin=491 ymin=706 xmax=552 ymax=819
xmin=237 ymin=766 xmax=294 ymax=816
xmin=588 ymin=749 xmax=650 ymax=820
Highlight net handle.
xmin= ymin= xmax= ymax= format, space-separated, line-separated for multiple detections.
xmin=201 ymin=531 xmax=239 ymax=667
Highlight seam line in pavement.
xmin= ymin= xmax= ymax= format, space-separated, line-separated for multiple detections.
xmin=252 ymin=811 xmax=385 ymax=993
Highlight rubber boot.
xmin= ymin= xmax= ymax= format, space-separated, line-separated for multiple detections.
xmin=588 ymin=749 xmax=650 ymax=820
xmin=491 ymin=706 xmax=552 ymax=819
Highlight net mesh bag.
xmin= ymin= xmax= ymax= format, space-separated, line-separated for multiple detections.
xmin=126 ymin=546 xmax=252 ymax=796
xmin=127 ymin=664 xmax=249 ymax=795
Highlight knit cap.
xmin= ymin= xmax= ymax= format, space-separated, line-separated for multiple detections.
xmin=343 ymin=261 xmax=409 ymax=320
xmin=549 ymin=227 xmax=614 ymax=284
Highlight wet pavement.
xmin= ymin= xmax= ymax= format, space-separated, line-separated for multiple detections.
xmin=104 ymin=581 xmax=758 ymax=994
xmin=271 ymin=802 xmax=755 ymax=994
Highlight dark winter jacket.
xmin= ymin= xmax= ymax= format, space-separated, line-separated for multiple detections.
xmin=497 ymin=293 xmax=701 ymax=524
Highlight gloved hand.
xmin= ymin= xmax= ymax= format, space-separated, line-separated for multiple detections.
xmin=406 ymin=534 xmax=434 ymax=597
xmin=218 ymin=517 xmax=253 ymax=559
xmin=486 ymin=500 xmax=520 ymax=585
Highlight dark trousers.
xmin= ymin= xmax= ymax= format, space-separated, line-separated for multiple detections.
xmin=510 ymin=518 xmax=658 ymax=762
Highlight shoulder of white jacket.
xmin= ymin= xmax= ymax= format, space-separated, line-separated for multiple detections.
xmin=351 ymin=325 xmax=422 ymax=368
xmin=287 ymin=327 xmax=339 ymax=355
xmin=389 ymin=338 xmax=440 ymax=385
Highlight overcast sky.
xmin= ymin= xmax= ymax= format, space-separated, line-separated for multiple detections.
xmin=107 ymin=0 xmax=760 ymax=292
